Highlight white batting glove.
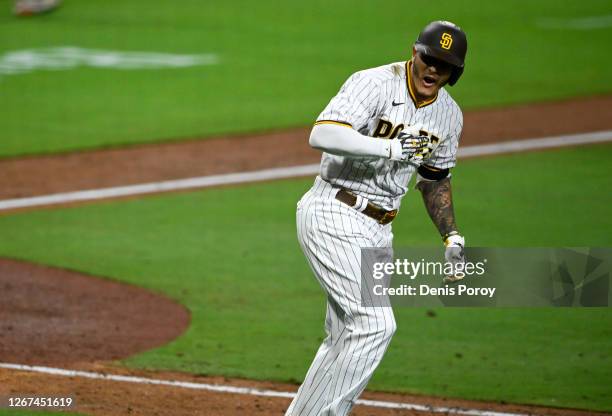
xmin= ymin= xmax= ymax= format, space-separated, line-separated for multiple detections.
xmin=389 ymin=131 xmax=434 ymax=163
xmin=443 ymin=232 xmax=466 ymax=283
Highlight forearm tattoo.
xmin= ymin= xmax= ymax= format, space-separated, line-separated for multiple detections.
xmin=417 ymin=177 xmax=457 ymax=237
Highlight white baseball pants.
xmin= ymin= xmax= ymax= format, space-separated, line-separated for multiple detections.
xmin=286 ymin=177 xmax=396 ymax=416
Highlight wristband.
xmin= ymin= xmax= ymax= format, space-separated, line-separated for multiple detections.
xmin=442 ymin=230 xmax=460 ymax=242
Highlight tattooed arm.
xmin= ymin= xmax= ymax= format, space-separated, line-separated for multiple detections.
xmin=418 ymin=175 xmax=466 ymax=283
xmin=416 ymin=176 xmax=457 ymax=238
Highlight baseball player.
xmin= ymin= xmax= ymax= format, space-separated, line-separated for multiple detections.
xmin=286 ymin=21 xmax=468 ymax=415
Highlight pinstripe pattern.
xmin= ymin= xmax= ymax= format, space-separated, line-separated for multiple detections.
xmin=287 ymin=178 xmax=396 ymax=416
xmin=317 ymin=61 xmax=462 ymax=211
xmin=287 ymin=61 xmax=462 ymax=415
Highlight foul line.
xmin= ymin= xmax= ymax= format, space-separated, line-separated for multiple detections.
xmin=1 ymin=130 xmax=611 ymax=212
xmin=0 ymin=362 xmax=527 ymax=416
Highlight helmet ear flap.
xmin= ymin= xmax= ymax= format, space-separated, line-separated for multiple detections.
xmin=448 ymin=66 xmax=464 ymax=86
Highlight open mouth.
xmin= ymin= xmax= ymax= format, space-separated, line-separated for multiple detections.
xmin=423 ymin=75 xmax=437 ymax=87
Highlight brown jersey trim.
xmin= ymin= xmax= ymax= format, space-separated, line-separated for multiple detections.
xmin=314 ymin=120 xmax=353 ymax=128
xmin=405 ymin=60 xmax=438 ymax=109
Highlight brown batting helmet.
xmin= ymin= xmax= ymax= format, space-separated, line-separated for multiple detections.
xmin=414 ymin=20 xmax=468 ymax=86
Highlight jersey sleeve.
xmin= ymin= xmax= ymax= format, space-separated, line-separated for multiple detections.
xmin=316 ymin=71 xmax=382 ymax=131
xmin=425 ymin=108 xmax=463 ymax=170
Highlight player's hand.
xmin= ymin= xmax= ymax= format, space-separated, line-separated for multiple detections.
xmin=389 ymin=130 xmax=434 ymax=162
xmin=443 ymin=232 xmax=465 ymax=283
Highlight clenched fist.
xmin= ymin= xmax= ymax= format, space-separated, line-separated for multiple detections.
xmin=443 ymin=232 xmax=465 ymax=283
xmin=389 ymin=129 xmax=436 ymax=163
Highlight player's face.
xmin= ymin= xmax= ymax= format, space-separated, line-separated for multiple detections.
xmin=411 ymin=48 xmax=452 ymax=99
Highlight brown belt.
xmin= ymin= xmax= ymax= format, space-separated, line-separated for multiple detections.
xmin=335 ymin=189 xmax=398 ymax=225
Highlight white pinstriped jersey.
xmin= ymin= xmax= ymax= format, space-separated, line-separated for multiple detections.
xmin=315 ymin=60 xmax=463 ymax=211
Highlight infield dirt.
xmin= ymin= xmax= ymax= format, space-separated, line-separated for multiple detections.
xmin=0 ymin=96 xmax=611 ymax=201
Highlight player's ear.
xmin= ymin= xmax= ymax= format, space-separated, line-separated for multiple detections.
xmin=412 ymin=46 xmax=417 ymax=58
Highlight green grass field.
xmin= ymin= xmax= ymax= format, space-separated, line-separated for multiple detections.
xmin=1 ymin=145 xmax=611 ymax=411
xmin=1 ymin=0 xmax=612 ymax=157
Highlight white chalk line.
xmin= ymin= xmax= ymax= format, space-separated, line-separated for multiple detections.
xmin=0 ymin=130 xmax=611 ymax=212
xmin=0 ymin=47 xmax=219 ymax=77
xmin=0 ymin=362 xmax=527 ymax=416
